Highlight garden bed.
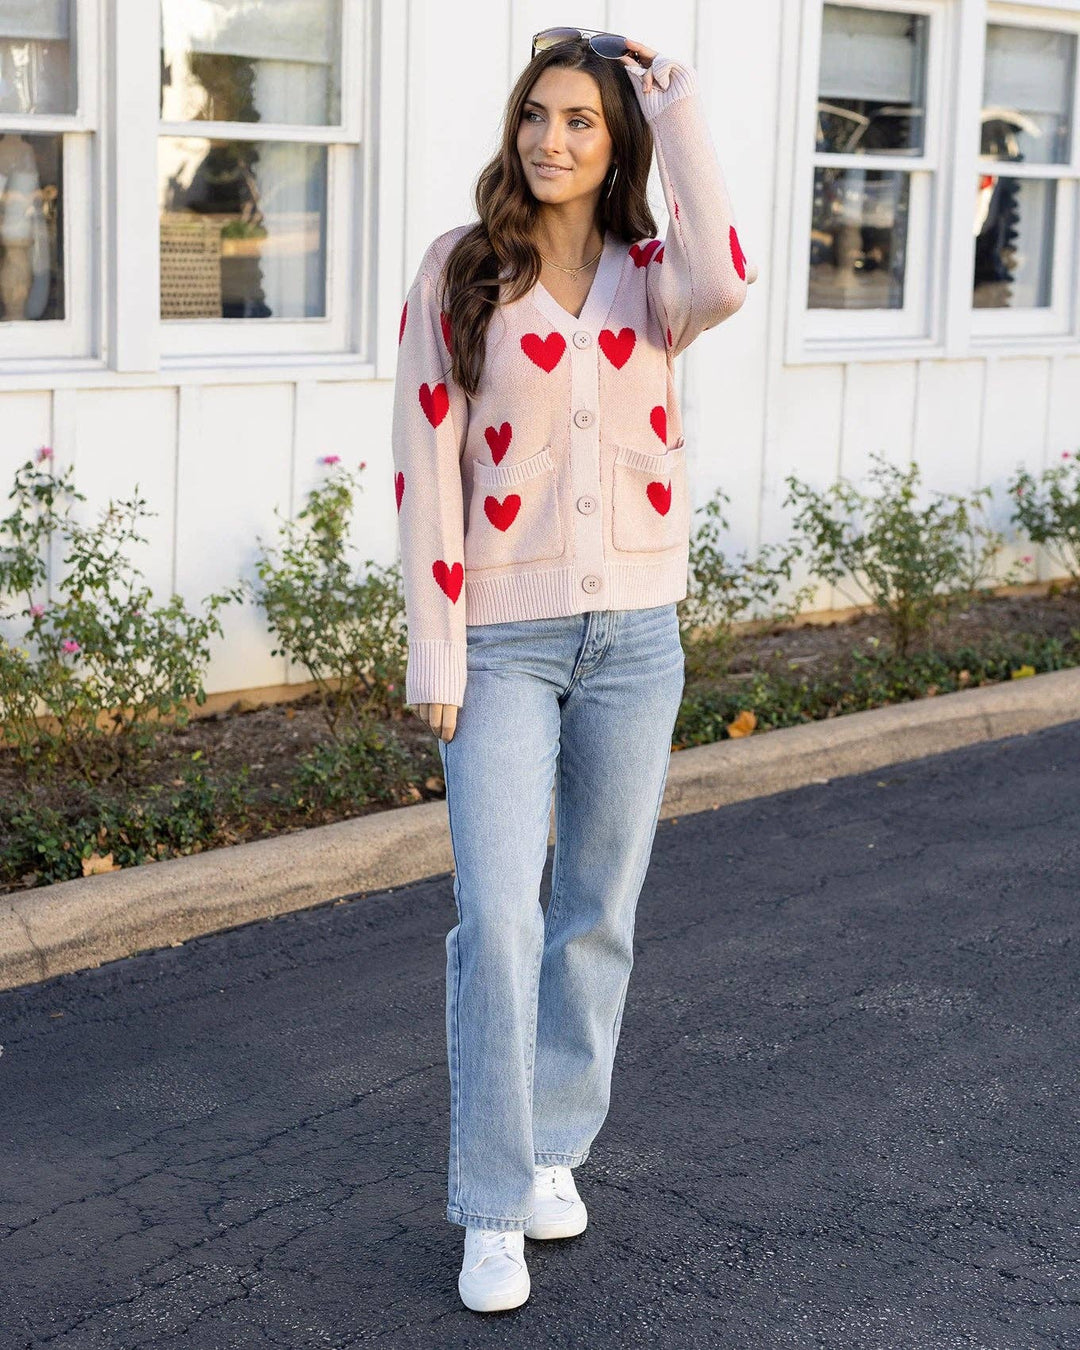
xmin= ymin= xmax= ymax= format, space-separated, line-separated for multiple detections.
xmin=2 ymin=585 xmax=1078 ymax=895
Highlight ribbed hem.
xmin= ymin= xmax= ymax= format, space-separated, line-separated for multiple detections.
xmin=464 ymin=549 xmax=689 ymax=625
xmin=631 ymin=55 xmax=698 ymax=121
xmin=405 ymin=638 xmax=467 ymax=707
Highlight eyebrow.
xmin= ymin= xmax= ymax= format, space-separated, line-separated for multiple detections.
xmin=523 ymin=99 xmax=600 ymax=115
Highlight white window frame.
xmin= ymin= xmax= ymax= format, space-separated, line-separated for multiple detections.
xmin=787 ymin=0 xmax=953 ymax=363
xmin=970 ymin=4 xmax=1080 ymax=343
xmin=0 ymin=0 xmax=97 ymax=360
xmin=787 ymin=0 xmax=1080 ymax=364
xmin=154 ymin=0 xmax=365 ymax=361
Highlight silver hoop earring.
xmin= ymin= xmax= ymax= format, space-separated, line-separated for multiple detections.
xmin=605 ymin=163 xmax=619 ymax=199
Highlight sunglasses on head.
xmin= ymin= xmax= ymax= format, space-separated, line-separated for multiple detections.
xmin=531 ymin=27 xmax=631 ymax=61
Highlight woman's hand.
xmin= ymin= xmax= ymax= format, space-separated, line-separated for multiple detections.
xmin=618 ymin=39 xmax=659 ymax=93
xmin=413 ymin=701 xmax=459 ymax=742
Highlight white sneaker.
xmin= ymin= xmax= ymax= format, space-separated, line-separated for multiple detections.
xmin=523 ymin=1163 xmax=588 ymax=1239
xmin=458 ymin=1226 xmax=530 ymax=1312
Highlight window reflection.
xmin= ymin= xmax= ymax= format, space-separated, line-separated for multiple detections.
xmin=0 ymin=0 xmax=75 ymax=116
xmin=0 ymin=133 xmax=63 ymax=321
xmin=809 ymin=167 xmax=910 ymax=310
xmin=817 ymin=6 xmax=928 ymax=156
xmin=159 ymin=138 xmax=327 ymax=319
xmin=973 ymin=175 xmax=1054 ymax=308
xmin=160 ymin=0 xmax=342 ymax=127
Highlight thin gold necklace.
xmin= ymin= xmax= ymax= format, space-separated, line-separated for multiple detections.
xmin=536 ymin=240 xmax=604 ymax=277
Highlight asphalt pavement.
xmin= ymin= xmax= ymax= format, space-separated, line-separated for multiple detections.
xmin=1 ymin=719 xmax=1078 ymax=1349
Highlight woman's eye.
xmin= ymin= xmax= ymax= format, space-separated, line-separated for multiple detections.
xmin=523 ymin=112 xmax=589 ymax=129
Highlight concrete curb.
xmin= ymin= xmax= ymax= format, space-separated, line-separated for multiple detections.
xmin=2 ymin=667 xmax=1079 ymax=993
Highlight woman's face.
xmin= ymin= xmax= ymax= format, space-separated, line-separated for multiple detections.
xmin=516 ymin=66 xmax=613 ymax=204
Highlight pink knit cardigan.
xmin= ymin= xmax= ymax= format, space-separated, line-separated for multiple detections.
xmin=391 ymin=52 xmax=759 ymax=707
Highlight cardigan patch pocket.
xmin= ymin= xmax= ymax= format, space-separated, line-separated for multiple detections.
xmin=465 ymin=445 xmax=565 ymax=569
xmin=611 ymin=439 xmax=688 ymax=553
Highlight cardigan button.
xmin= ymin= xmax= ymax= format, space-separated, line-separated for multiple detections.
xmin=581 ymin=574 xmax=601 ymax=593
xmin=573 ymin=408 xmax=594 ymax=429
xmin=576 ymin=495 xmax=596 ymax=514
xmin=573 ymin=330 xmax=592 ymax=348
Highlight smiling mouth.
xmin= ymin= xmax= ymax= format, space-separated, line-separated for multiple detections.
xmin=534 ymin=163 xmax=571 ymax=172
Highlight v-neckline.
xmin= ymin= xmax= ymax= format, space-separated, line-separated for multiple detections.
xmin=529 ymin=230 xmax=622 ymax=333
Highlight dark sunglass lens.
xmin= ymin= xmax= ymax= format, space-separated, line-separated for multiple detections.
xmin=590 ymin=33 xmax=629 ymax=58
xmin=533 ymin=27 xmax=582 ymax=53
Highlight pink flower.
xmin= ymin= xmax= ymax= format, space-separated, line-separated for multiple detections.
xmin=387 ymin=683 xmax=395 ymax=692
xmin=61 ymin=639 xmax=80 ymax=654
xmin=359 ymin=460 xmax=367 ymax=470
xmin=1063 ymin=451 xmax=1071 ymax=459
xmin=1021 ymin=555 xmax=1033 ymax=564
xmin=29 ymin=602 xmax=45 ymax=618
xmin=36 ymin=445 xmax=53 ymax=462
xmin=321 ymin=454 xmax=341 ymax=466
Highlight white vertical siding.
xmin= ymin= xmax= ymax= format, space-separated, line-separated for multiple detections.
xmin=1 ymin=0 xmax=1076 ymax=702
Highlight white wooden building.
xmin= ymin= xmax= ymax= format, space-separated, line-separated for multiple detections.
xmin=1 ymin=0 xmax=1078 ymax=703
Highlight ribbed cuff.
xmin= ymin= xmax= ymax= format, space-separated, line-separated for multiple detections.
xmin=629 ymin=55 xmax=698 ymax=121
xmin=405 ymin=638 xmax=467 ymax=707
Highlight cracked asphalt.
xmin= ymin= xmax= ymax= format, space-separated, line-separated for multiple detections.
xmin=1 ymin=719 xmax=1078 ymax=1349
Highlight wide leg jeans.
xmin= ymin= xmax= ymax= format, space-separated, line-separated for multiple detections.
xmin=436 ymin=600 xmax=686 ymax=1232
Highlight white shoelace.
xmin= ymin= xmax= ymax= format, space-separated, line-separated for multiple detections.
xmin=470 ymin=1228 xmax=520 ymax=1271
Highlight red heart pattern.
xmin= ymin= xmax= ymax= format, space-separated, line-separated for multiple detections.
xmin=599 ymin=327 xmax=636 ymax=369
xmin=521 ymin=331 xmax=566 ymax=372
xmin=484 ymin=494 xmax=521 ymax=531
xmin=485 ymin=423 xmax=512 ymax=464
xmin=440 ymin=311 xmax=452 ymax=352
xmin=650 ymin=406 xmax=667 ymax=443
xmin=630 ymin=239 xmax=662 ymax=268
xmin=647 ymin=480 xmax=672 ymax=515
xmin=730 ymin=227 xmax=746 ymax=281
xmin=398 ymin=300 xmax=407 ymax=344
xmin=395 ymin=470 xmax=404 ymax=512
xmin=419 ymin=382 xmax=449 ymax=428
xmin=666 ymin=326 xmax=673 ymax=348
xmin=432 ymin=559 xmax=463 ymax=602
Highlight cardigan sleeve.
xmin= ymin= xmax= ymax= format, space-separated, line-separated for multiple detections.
xmin=626 ymin=54 xmax=759 ymax=359
xmin=391 ymin=252 xmax=469 ymax=707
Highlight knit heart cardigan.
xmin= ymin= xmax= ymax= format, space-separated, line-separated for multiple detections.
xmin=391 ymin=53 xmax=758 ymax=707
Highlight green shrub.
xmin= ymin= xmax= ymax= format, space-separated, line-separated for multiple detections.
xmin=783 ymin=452 xmax=1017 ymax=658
xmin=249 ymin=458 xmax=407 ymax=739
xmin=681 ymin=487 xmax=815 ymax=674
xmin=0 ymin=450 xmax=243 ymax=783
xmin=1008 ymin=450 xmax=1080 ymax=592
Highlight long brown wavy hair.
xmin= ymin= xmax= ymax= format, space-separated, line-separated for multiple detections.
xmin=437 ymin=41 xmax=660 ymax=400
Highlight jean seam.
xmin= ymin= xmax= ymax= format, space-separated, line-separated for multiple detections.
xmin=443 ymin=740 xmax=464 ymax=1215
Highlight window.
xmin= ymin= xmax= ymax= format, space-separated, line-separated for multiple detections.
xmin=972 ymin=17 xmax=1078 ymax=338
xmin=799 ymin=1 xmax=944 ymax=350
xmin=158 ymin=0 xmax=362 ymax=358
xmin=0 ymin=0 xmax=93 ymax=359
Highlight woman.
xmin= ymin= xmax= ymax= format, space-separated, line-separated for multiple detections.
xmin=390 ymin=27 xmax=758 ymax=1313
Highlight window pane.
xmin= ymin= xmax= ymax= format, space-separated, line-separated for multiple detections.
xmin=817 ymin=6 xmax=928 ymax=155
xmin=0 ymin=0 xmax=74 ymax=115
xmin=982 ymin=24 xmax=1076 ymax=166
xmin=973 ymin=175 xmax=1055 ymax=308
xmin=160 ymin=0 xmax=342 ymax=126
xmin=0 ymin=133 xmax=64 ymax=321
xmin=159 ymin=137 xmax=327 ymax=319
xmin=809 ymin=167 xmax=910 ymax=309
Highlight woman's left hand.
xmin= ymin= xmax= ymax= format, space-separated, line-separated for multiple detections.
xmin=619 ymin=39 xmax=659 ymax=93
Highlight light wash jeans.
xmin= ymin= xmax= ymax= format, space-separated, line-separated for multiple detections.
xmin=436 ymin=601 xmax=686 ymax=1231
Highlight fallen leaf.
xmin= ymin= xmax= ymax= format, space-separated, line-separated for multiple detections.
xmin=82 ymin=851 xmax=121 ymax=877
xmin=727 ymin=709 xmax=757 ymax=738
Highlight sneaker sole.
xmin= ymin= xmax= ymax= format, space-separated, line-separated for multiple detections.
xmin=523 ymin=1207 xmax=588 ymax=1240
xmin=458 ymin=1271 xmax=530 ymax=1312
